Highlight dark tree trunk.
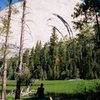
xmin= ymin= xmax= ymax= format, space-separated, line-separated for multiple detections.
xmin=15 ymin=80 xmax=21 ymax=99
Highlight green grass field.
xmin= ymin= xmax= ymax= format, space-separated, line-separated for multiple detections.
xmin=0 ymin=79 xmax=100 ymax=99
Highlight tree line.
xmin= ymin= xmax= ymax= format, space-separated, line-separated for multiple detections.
xmin=4 ymin=23 xmax=100 ymax=80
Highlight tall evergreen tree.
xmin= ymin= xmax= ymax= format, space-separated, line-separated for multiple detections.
xmin=23 ymin=49 xmax=29 ymax=66
xmin=34 ymin=41 xmax=41 ymax=66
xmin=72 ymin=0 xmax=100 ymax=79
xmin=49 ymin=27 xmax=58 ymax=79
xmin=40 ymin=43 xmax=49 ymax=79
xmin=34 ymin=41 xmax=42 ymax=78
xmin=7 ymin=55 xmax=18 ymax=80
xmin=29 ymin=47 xmax=35 ymax=77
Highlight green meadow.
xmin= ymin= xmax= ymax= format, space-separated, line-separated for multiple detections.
xmin=0 ymin=79 xmax=100 ymax=100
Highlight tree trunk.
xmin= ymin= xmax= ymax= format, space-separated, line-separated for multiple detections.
xmin=15 ymin=80 xmax=21 ymax=99
xmin=1 ymin=0 xmax=12 ymax=99
xmin=1 ymin=60 xmax=7 ymax=100
xmin=95 ymin=14 xmax=100 ymax=46
xmin=15 ymin=0 xmax=26 ymax=99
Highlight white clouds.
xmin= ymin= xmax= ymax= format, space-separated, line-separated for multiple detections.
xmin=0 ymin=0 xmax=80 ymax=48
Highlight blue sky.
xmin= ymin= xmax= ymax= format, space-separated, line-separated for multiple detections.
xmin=0 ymin=0 xmax=83 ymax=11
xmin=0 ymin=0 xmax=19 ymax=11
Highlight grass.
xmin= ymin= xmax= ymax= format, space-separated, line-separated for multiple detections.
xmin=33 ymin=79 xmax=100 ymax=94
xmin=0 ymin=79 xmax=100 ymax=99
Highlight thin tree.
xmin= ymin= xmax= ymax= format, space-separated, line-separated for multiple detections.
xmin=15 ymin=0 xmax=26 ymax=99
xmin=1 ymin=0 xmax=12 ymax=99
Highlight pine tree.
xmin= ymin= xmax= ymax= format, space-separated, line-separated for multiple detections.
xmin=72 ymin=0 xmax=100 ymax=78
xmin=34 ymin=41 xmax=42 ymax=78
xmin=29 ymin=47 xmax=35 ymax=77
xmin=49 ymin=27 xmax=58 ymax=79
xmin=34 ymin=41 xmax=41 ymax=66
xmin=23 ymin=49 xmax=29 ymax=67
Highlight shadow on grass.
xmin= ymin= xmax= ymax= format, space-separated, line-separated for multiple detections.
xmin=22 ymin=91 xmax=100 ymax=100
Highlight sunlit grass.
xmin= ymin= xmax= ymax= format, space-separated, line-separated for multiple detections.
xmin=0 ymin=79 xmax=100 ymax=99
xmin=33 ymin=79 xmax=100 ymax=94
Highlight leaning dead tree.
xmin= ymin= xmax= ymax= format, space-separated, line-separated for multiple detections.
xmin=15 ymin=0 xmax=26 ymax=99
xmin=1 ymin=0 xmax=12 ymax=100
xmin=53 ymin=14 xmax=73 ymax=38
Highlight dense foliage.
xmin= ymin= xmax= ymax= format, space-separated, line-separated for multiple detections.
xmin=1 ymin=24 xmax=99 ymax=80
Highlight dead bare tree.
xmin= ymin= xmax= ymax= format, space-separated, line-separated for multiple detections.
xmin=15 ymin=0 xmax=26 ymax=99
xmin=1 ymin=0 xmax=12 ymax=99
xmin=53 ymin=14 xmax=73 ymax=38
